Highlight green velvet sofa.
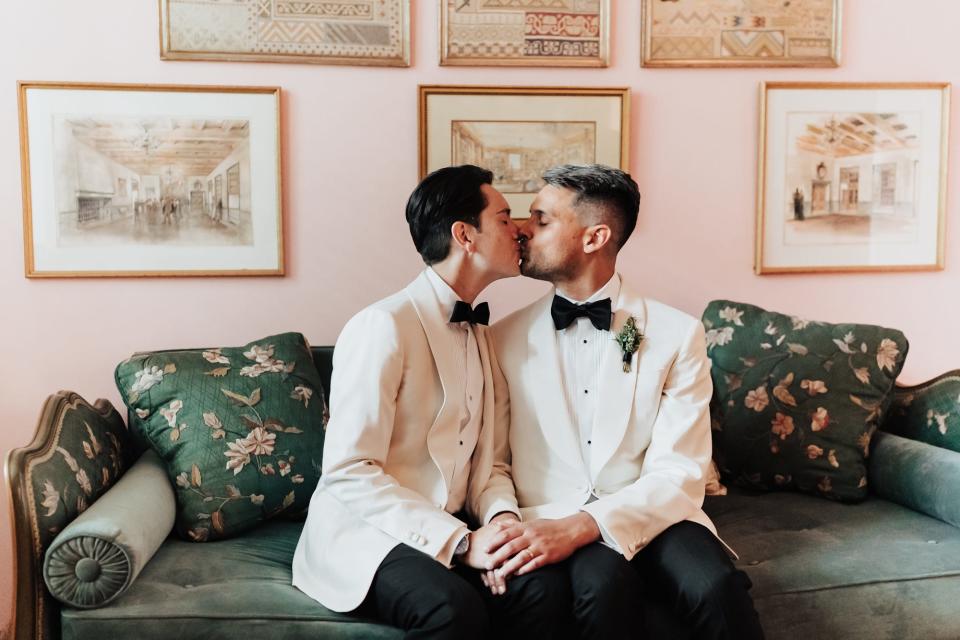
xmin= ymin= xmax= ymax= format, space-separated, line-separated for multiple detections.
xmin=8 ymin=347 xmax=960 ymax=640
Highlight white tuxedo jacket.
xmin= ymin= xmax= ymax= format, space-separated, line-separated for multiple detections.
xmin=492 ymin=279 xmax=722 ymax=561
xmin=292 ymin=270 xmax=518 ymax=612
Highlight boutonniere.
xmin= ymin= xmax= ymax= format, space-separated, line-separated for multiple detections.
xmin=614 ymin=316 xmax=643 ymax=372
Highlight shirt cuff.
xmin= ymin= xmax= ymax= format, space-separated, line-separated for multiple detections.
xmin=438 ymin=525 xmax=470 ymax=567
xmin=580 ymin=508 xmax=623 ymax=554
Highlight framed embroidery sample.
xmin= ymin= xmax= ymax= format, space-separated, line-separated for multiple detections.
xmin=159 ymin=0 xmax=410 ymax=66
xmin=18 ymin=82 xmax=284 ymax=277
xmin=419 ymin=85 xmax=629 ymax=218
xmin=641 ymin=0 xmax=841 ymax=67
xmin=440 ymin=0 xmax=608 ymax=67
xmin=756 ymin=82 xmax=950 ymax=274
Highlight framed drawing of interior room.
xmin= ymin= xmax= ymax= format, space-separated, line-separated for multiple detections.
xmin=641 ymin=0 xmax=841 ymax=68
xmin=756 ymin=82 xmax=950 ymax=274
xmin=18 ymin=82 xmax=284 ymax=277
xmin=419 ymin=85 xmax=629 ymax=219
xmin=440 ymin=0 xmax=609 ymax=67
xmin=159 ymin=0 xmax=410 ymax=66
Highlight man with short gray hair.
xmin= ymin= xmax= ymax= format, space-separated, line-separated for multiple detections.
xmin=488 ymin=164 xmax=764 ymax=639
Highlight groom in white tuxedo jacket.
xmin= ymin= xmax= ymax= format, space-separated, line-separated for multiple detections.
xmin=489 ymin=164 xmax=764 ymax=639
xmin=292 ymin=165 xmax=570 ymax=639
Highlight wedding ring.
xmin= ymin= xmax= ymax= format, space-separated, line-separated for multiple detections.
xmin=525 ymin=549 xmax=534 ymax=562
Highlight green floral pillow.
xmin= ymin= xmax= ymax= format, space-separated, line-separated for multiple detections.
xmin=114 ymin=332 xmax=326 ymax=541
xmin=703 ymin=300 xmax=908 ymax=502
xmin=883 ymin=372 xmax=960 ymax=453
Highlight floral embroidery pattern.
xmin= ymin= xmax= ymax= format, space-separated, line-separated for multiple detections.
xmin=116 ymin=333 xmax=327 ymax=541
xmin=704 ymin=300 xmax=907 ymax=502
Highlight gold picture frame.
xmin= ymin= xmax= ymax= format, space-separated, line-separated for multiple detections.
xmin=159 ymin=0 xmax=410 ymax=67
xmin=19 ymin=81 xmax=284 ymax=278
xmin=641 ymin=0 xmax=841 ymax=68
xmin=419 ymin=86 xmax=630 ymax=219
xmin=439 ymin=0 xmax=609 ymax=67
xmin=755 ymin=82 xmax=950 ymax=274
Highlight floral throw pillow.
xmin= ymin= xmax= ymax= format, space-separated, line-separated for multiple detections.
xmin=703 ymin=300 xmax=908 ymax=502
xmin=114 ymin=332 xmax=326 ymax=541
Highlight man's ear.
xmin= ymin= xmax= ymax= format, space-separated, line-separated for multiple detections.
xmin=450 ymin=220 xmax=474 ymax=254
xmin=583 ymin=224 xmax=612 ymax=255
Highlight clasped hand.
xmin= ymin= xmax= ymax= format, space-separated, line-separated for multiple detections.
xmin=464 ymin=512 xmax=600 ymax=595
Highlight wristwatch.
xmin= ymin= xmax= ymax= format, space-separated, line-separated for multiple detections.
xmin=454 ymin=533 xmax=470 ymax=557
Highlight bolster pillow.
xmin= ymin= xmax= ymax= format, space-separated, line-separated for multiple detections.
xmin=869 ymin=431 xmax=960 ymax=529
xmin=43 ymin=449 xmax=175 ymax=608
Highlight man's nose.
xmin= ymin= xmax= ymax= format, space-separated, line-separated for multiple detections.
xmin=518 ymin=220 xmax=533 ymax=240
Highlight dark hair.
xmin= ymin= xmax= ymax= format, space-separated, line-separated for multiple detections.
xmin=406 ymin=165 xmax=494 ymax=265
xmin=542 ymin=164 xmax=640 ymax=249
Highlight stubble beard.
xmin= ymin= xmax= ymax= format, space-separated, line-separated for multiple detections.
xmin=520 ymin=248 xmax=575 ymax=283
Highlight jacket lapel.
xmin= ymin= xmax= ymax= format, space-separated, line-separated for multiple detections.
xmin=525 ymin=291 xmax=584 ymax=472
xmin=405 ymin=270 xmax=458 ymax=494
xmin=589 ymin=282 xmax=647 ymax=482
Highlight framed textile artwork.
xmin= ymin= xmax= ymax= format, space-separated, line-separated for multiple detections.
xmin=159 ymin=0 xmax=410 ymax=66
xmin=440 ymin=0 xmax=609 ymax=67
xmin=18 ymin=82 xmax=284 ymax=278
xmin=756 ymin=82 xmax=950 ymax=274
xmin=641 ymin=0 xmax=841 ymax=68
xmin=419 ymin=85 xmax=629 ymax=218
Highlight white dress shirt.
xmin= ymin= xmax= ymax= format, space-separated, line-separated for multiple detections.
xmin=424 ymin=267 xmax=483 ymax=514
xmin=555 ymin=273 xmax=623 ymax=550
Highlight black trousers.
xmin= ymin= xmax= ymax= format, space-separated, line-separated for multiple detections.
xmin=565 ymin=521 xmax=764 ymax=640
xmin=355 ymin=542 xmax=573 ymax=640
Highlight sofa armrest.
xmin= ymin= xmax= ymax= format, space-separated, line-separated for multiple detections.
xmin=5 ymin=391 xmax=135 ymax=640
xmin=43 ymin=449 xmax=175 ymax=608
xmin=870 ymin=431 xmax=960 ymax=528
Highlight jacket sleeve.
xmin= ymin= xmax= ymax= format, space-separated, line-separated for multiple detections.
xmin=467 ymin=328 xmax=520 ymax=525
xmin=319 ymin=307 xmax=467 ymax=566
xmin=581 ymin=320 xmax=713 ymax=560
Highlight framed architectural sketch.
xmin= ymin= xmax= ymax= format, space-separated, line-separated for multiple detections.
xmin=159 ymin=0 xmax=410 ymax=66
xmin=756 ymin=82 xmax=950 ymax=274
xmin=641 ymin=0 xmax=841 ymax=67
xmin=440 ymin=0 xmax=609 ymax=67
xmin=419 ymin=86 xmax=629 ymax=218
xmin=18 ymin=82 xmax=284 ymax=278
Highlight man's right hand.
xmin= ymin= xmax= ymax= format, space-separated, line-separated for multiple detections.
xmin=461 ymin=513 xmax=521 ymax=594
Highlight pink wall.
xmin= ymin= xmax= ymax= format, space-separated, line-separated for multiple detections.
xmin=2 ymin=1 xmax=958 ymax=635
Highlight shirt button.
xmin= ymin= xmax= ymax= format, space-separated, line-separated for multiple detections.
xmin=583 ymin=339 xmax=588 ymax=344
xmin=459 ymin=440 xmax=464 ymax=446
xmin=584 ymin=389 xmax=589 ymax=394
xmin=587 ymin=440 xmax=592 ymax=445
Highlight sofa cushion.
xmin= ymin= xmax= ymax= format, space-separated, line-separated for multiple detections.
xmin=883 ymin=370 xmax=960 ymax=453
xmin=703 ymin=300 xmax=908 ymax=502
xmin=704 ymin=487 xmax=960 ymax=640
xmin=114 ymin=333 xmax=327 ymax=541
xmin=869 ymin=431 xmax=960 ymax=528
xmin=59 ymin=520 xmax=402 ymax=640
xmin=44 ymin=450 xmax=175 ymax=609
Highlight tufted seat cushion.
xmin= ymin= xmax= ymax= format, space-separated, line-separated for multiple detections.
xmin=705 ymin=487 xmax=960 ymax=640
xmin=59 ymin=520 xmax=401 ymax=639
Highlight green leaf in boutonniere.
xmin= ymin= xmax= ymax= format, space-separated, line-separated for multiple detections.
xmin=614 ymin=316 xmax=643 ymax=373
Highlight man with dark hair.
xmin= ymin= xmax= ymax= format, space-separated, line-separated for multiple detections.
xmin=293 ymin=165 xmax=569 ymax=639
xmin=489 ymin=164 xmax=764 ymax=639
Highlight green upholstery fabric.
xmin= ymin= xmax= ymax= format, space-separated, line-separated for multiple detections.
xmin=704 ymin=487 xmax=960 ymax=640
xmin=31 ymin=397 xmax=133 ymax=552
xmin=869 ymin=431 xmax=960 ymax=528
xmin=114 ymin=333 xmax=327 ymax=541
xmin=43 ymin=450 xmax=175 ymax=608
xmin=884 ymin=371 xmax=960 ymax=453
xmin=60 ymin=520 xmax=401 ymax=640
xmin=703 ymin=300 xmax=908 ymax=502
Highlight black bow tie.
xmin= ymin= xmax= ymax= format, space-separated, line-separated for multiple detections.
xmin=450 ymin=300 xmax=490 ymax=325
xmin=551 ymin=296 xmax=612 ymax=331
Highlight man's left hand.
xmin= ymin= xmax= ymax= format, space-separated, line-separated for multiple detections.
xmin=486 ymin=512 xmax=601 ymax=579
